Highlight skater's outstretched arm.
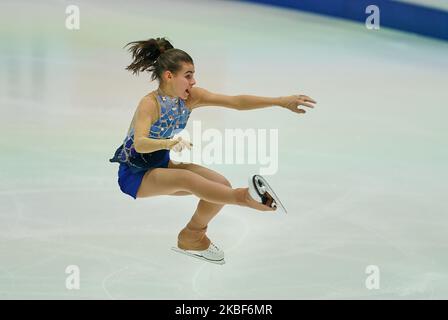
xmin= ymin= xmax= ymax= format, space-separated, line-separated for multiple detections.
xmin=188 ymin=87 xmax=316 ymax=113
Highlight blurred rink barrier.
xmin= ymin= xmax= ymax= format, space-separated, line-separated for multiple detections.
xmin=235 ymin=0 xmax=448 ymax=41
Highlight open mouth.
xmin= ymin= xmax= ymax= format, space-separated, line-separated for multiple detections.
xmin=185 ymin=88 xmax=190 ymax=95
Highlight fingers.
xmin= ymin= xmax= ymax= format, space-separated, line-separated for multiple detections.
xmin=171 ymin=137 xmax=183 ymax=152
xmin=181 ymin=139 xmax=192 ymax=150
xmin=299 ymin=101 xmax=315 ymax=109
xmin=296 ymin=95 xmax=317 ymax=108
xmin=284 ymin=94 xmax=317 ymax=115
xmin=303 ymin=95 xmax=316 ymax=103
xmin=172 ymin=137 xmax=193 ymax=153
xmin=171 ymin=137 xmax=182 ymax=150
xmin=172 ymin=143 xmax=182 ymax=153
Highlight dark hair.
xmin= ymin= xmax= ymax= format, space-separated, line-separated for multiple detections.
xmin=124 ymin=37 xmax=194 ymax=82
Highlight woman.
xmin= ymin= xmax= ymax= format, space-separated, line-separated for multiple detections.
xmin=110 ymin=37 xmax=316 ymax=265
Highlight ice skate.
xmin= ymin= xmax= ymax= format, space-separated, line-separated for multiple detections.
xmin=248 ymin=174 xmax=287 ymax=214
xmin=172 ymin=224 xmax=225 ymax=265
xmin=171 ymin=242 xmax=225 ymax=265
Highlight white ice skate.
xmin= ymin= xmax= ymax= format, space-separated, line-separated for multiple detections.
xmin=248 ymin=175 xmax=287 ymax=214
xmin=171 ymin=242 xmax=225 ymax=265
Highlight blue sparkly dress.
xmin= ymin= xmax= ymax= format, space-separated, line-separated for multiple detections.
xmin=109 ymin=92 xmax=191 ymax=199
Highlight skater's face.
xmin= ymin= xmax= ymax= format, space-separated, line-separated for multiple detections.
xmin=162 ymin=62 xmax=196 ymax=100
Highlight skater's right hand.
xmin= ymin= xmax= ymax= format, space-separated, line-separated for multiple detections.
xmin=167 ymin=136 xmax=193 ymax=153
xmin=165 ymin=137 xmax=182 ymax=150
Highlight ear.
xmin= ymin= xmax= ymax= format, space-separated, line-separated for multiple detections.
xmin=162 ymin=70 xmax=173 ymax=81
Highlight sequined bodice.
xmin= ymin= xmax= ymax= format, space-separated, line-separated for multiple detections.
xmin=126 ymin=94 xmax=191 ymax=142
xmin=148 ymin=94 xmax=191 ymax=138
xmin=109 ymin=93 xmax=191 ymax=172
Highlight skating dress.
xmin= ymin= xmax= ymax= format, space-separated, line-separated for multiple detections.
xmin=109 ymin=93 xmax=191 ymax=199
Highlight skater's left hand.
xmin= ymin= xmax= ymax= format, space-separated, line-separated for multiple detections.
xmin=280 ymin=95 xmax=316 ymax=114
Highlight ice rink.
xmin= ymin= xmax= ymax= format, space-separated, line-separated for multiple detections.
xmin=1 ymin=0 xmax=447 ymax=299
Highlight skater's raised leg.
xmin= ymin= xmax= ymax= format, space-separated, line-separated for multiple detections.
xmin=136 ymin=166 xmax=274 ymax=212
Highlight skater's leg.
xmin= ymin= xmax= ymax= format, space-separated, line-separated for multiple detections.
xmin=168 ymin=161 xmax=231 ymax=227
xmin=136 ymin=167 xmax=235 ymax=203
xmin=177 ymin=198 xmax=226 ymax=250
xmin=167 ymin=162 xmax=232 ymax=250
xmin=137 ymin=164 xmax=273 ymax=254
xmin=136 ymin=167 xmax=273 ymax=212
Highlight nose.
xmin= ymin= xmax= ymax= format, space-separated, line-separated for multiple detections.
xmin=190 ymin=77 xmax=196 ymax=86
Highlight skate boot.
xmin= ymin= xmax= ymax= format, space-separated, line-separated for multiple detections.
xmin=248 ymin=174 xmax=287 ymax=214
xmin=171 ymin=225 xmax=225 ymax=265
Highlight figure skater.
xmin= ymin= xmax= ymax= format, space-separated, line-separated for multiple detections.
xmin=110 ymin=37 xmax=316 ymax=265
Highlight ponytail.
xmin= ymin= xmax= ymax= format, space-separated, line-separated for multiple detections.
xmin=124 ymin=37 xmax=193 ymax=82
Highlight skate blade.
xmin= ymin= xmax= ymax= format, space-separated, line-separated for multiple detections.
xmin=171 ymin=247 xmax=226 ymax=265
xmin=253 ymin=175 xmax=288 ymax=214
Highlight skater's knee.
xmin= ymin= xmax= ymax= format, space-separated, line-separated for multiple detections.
xmin=224 ymin=178 xmax=232 ymax=188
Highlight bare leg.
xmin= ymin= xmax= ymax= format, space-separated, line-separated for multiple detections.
xmin=137 ymin=163 xmax=273 ymax=250
xmin=136 ymin=167 xmax=273 ymax=212
xmin=167 ymin=162 xmax=233 ymax=250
